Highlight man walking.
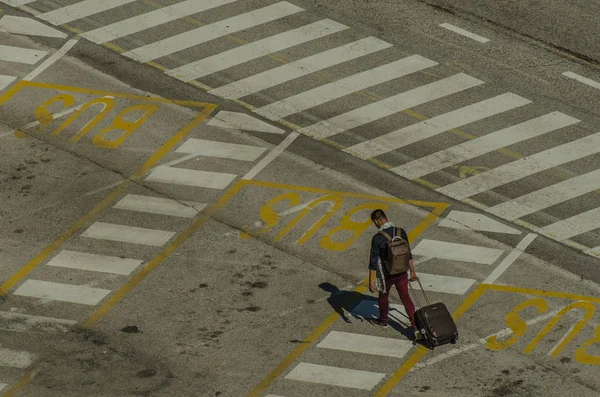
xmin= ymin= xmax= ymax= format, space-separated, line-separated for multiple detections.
xmin=368 ymin=209 xmax=421 ymax=339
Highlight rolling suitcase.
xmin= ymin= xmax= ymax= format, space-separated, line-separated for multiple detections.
xmin=409 ymin=278 xmax=458 ymax=349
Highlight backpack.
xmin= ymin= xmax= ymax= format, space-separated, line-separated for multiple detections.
xmin=379 ymin=227 xmax=411 ymax=275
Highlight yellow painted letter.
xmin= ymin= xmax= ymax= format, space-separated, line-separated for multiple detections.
xmin=93 ymin=104 xmax=159 ymax=149
xmin=524 ymin=301 xmax=595 ymax=356
xmin=487 ymin=298 xmax=548 ymax=351
xmin=320 ymin=202 xmax=389 ymax=252
xmin=241 ymin=192 xmax=302 ymax=239
xmin=15 ymin=94 xmax=76 ymax=138
xmin=575 ymin=323 xmax=600 ymax=366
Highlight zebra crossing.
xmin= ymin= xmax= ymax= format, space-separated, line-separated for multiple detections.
xmin=0 ymin=109 xmax=280 ymax=391
xmin=254 ymin=209 xmax=534 ymax=395
xmin=4 ymin=0 xmax=597 ymax=258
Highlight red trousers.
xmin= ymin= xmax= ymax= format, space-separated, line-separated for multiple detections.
xmin=378 ymin=271 xmax=416 ymax=328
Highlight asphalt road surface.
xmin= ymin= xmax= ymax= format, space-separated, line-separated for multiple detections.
xmin=1 ymin=1 xmax=600 ymax=396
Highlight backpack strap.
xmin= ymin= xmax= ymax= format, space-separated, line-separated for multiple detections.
xmin=378 ymin=231 xmax=392 ymax=241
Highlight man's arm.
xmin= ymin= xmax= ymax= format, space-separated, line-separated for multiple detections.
xmin=368 ymin=235 xmax=380 ymax=292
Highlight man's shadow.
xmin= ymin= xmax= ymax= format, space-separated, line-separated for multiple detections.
xmin=319 ymin=282 xmax=424 ymax=344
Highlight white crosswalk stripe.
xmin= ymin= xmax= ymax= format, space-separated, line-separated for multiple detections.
xmin=411 ymin=239 xmax=504 ymax=265
xmin=437 ymin=131 xmax=600 ymax=200
xmin=0 ymin=75 xmax=16 ymax=91
xmin=391 ymin=112 xmax=580 ymax=180
xmin=176 ymin=138 xmax=267 ymax=161
xmin=81 ymin=0 xmax=240 ymax=44
xmin=37 ymin=0 xmax=138 ymax=26
xmin=0 ymin=44 xmax=47 ymax=64
xmin=254 ymin=55 xmax=439 ymax=120
xmin=146 ymin=166 xmax=237 ymax=189
xmin=285 ymin=362 xmax=385 ymax=390
xmin=0 ymin=347 xmax=34 ymax=369
xmin=167 ymin=19 xmax=349 ymax=82
xmin=46 ymin=250 xmax=143 ymax=275
xmin=14 ymin=280 xmax=111 ymax=306
xmin=540 ymin=207 xmax=600 ymax=241
xmin=344 ymin=92 xmax=531 ymax=159
xmin=0 ymin=0 xmax=37 ymax=6
xmin=123 ymin=2 xmax=304 ymax=62
xmin=298 ymin=72 xmax=484 ymax=139
xmin=209 ymin=36 xmax=393 ymax=100
xmin=317 ymin=331 xmax=413 ymax=358
xmin=486 ymin=169 xmax=600 ymax=221
xmin=81 ymin=222 xmax=176 ymax=246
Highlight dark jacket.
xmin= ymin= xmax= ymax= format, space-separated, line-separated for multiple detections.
xmin=369 ymin=226 xmax=412 ymax=276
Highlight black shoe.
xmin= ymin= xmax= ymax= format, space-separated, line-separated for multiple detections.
xmin=370 ymin=319 xmax=388 ymax=327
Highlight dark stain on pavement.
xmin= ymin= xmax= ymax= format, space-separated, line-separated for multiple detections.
xmin=137 ymin=369 xmax=157 ymax=378
xmin=246 ymin=281 xmax=268 ymax=289
xmin=121 ymin=325 xmax=141 ymax=334
xmin=560 ymin=357 xmax=571 ymax=363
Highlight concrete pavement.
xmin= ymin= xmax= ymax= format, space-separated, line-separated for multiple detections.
xmin=4 ymin=0 xmax=599 ymax=259
xmin=0 ymin=1 xmax=600 ymax=396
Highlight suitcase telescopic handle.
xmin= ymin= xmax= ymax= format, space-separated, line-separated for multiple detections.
xmin=409 ymin=277 xmax=431 ymax=307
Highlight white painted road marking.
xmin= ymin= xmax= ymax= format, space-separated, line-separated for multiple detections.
xmin=167 ymin=19 xmax=349 ymax=81
xmin=392 ymin=112 xmax=579 ymax=180
xmin=0 ymin=0 xmax=37 ymax=6
xmin=437 ymin=131 xmax=600 ymax=200
xmin=37 ymin=0 xmax=138 ymax=26
xmin=209 ymin=36 xmax=393 ymax=100
xmin=0 ymin=44 xmax=47 ymax=64
xmin=412 ymin=239 xmax=505 ymax=265
xmin=146 ymin=166 xmax=237 ymax=189
xmin=317 ymin=331 xmax=413 ymax=358
xmin=0 ymin=347 xmax=34 ymax=369
xmin=440 ymin=22 xmax=490 ymax=43
xmin=114 ymin=194 xmax=205 ymax=218
xmin=242 ymin=132 xmax=299 ymax=180
xmin=81 ymin=0 xmax=240 ymax=44
xmin=0 ymin=75 xmax=16 ymax=91
xmin=346 ymin=93 xmax=531 ymax=159
xmin=123 ymin=2 xmax=303 ymax=63
xmin=207 ymin=111 xmax=285 ymax=134
xmin=414 ymin=273 xmax=477 ymax=295
xmin=483 ymin=233 xmax=538 ymax=284
xmin=14 ymin=280 xmax=111 ymax=306
xmin=285 ymin=362 xmax=385 ymax=390
xmin=0 ymin=311 xmax=77 ymax=333
xmin=438 ymin=210 xmax=522 ymax=234
xmin=0 ymin=15 xmax=67 ymax=38
xmin=23 ymin=39 xmax=78 ymax=81
xmin=176 ymin=138 xmax=267 ymax=161
xmin=486 ymin=169 xmax=600 ymax=221
xmin=46 ymin=250 xmax=143 ymax=275
xmin=540 ymin=206 xmax=600 ymax=241
xmin=562 ymin=71 xmax=600 ymax=90
xmin=300 ymin=73 xmax=484 ymax=140
xmin=81 ymin=222 xmax=176 ymax=247
xmin=254 ymin=55 xmax=440 ymax=121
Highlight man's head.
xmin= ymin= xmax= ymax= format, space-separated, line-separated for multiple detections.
xmin=370 ymin=209 xmax=388 ymax=228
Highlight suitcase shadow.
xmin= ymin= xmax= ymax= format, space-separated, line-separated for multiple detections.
xmin=319 ymin=282 xmax=426 ymax=344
